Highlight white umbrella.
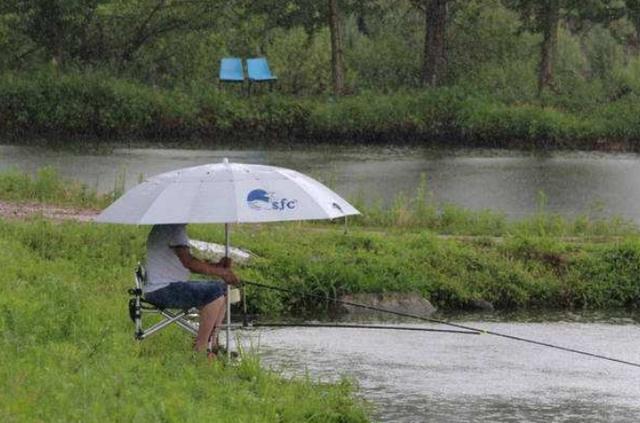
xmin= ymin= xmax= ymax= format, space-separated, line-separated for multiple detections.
xmin=96 ymin=158 xmax=360 ymax=353
xmin=96 ymin=159 xmax=358 ymax=225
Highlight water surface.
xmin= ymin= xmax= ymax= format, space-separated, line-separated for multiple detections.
xmin=4 ymin=144 xmax=640 ymax=221
xmin=239 ymin=318 xmax=640 ymax=422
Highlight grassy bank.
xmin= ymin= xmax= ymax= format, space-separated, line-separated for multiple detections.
xmin=3 ymin=73 xmax=640 ymax=149
xmin=0 ymin=219 xmax=368 ymax=422
xmin=200 ymin=223 xmax=640 ymax=312
xmin=1 ymin=169 xmax=639 ymax=312
xmin=2 ymin=216 xmax=639 ymax=316
xmin=0 ymin=167 xmax=114 ymax=209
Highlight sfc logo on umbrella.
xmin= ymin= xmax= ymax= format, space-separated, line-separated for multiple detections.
xmin=247 ymin=189 xmax=297 ymax=211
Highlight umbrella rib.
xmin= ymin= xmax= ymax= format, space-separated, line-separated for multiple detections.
xmin=136 ymin=182 xmax=173 ymax=224
xmin=137 ymin=181 xmax=197 ymax=224
xmin=275 ymin=169 xmax=336 ymax=219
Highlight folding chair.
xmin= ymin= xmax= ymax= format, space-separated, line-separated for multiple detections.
xmin=246 ymin=57 xmax=278 ymax=95
xmin=127 ymin=263 xmax=200 ymax=340
xmin=218 ymin=57 xmax=245 ymax=84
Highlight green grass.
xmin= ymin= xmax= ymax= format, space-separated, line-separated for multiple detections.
xmin=0 ymin=219 xmax=368 ymax=422
xmin=212 ymin=223 xmax=640 ymax=312
xmin=0 ymin=167 xmax=113 ymax=209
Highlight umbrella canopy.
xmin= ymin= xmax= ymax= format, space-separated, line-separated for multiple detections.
xmin=95 ymin=159 xmax=359 ymax=224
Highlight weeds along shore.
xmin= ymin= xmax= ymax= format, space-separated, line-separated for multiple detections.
xmin=2 ymin=74 xmax=640 ymax=150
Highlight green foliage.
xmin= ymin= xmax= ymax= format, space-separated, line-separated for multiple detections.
xmin=0 ymin=71 xmax=196 ymax=135
xmin=448 ymin=0 xmax=531 ymax=84
xmin=0 ymin=167 xmax=110 ymax=208
xmin=346 ymin=24 xmax=421 ymax=91
xmin=2 ymin=65 xmax=640 ymax=146
xmin=206 ymin=223 xmax=640 ymax=312
xmin=459 ymin=97 xmax=589 ymax=144
xmin=590 ymin=93 xmax=640 ymax=139
xmin=611 ymin=55 xmax=640 ymax=93
xmin=0 ymin=219 xmax=368 ymax=422
xmin=309 ymin=87 xmax=468 ymax=139
xmin=567 ymin=241 xmax=640 ymax=308
xmin=266 ymin=27 xmax=332 ymax=95
xmin=583 ymin=24 xmax=625 ymax=82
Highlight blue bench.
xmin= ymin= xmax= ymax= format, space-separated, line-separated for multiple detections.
xmin=247 ymin=57 xmax=277 ymax=94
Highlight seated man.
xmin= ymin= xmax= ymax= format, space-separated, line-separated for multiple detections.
xmin=143 ymin=224 xmax=240 ymax=357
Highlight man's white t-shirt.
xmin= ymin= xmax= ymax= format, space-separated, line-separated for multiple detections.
xmin=145 ymin=224 xmax=191 ymax=293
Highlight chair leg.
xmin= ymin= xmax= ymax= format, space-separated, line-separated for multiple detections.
xmin=141 ymin=310 xmax=195 ymax=339
xmin=162 ymin=310 xmax=199 ymax=336
xmin=133 ymin=296 xmax=143 ymax=339
xmin=135 ymin=309 xmax=198 ymax=339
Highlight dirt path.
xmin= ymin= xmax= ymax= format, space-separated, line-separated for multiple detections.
xmin=0 ymin=201 xmax=99 ymax=222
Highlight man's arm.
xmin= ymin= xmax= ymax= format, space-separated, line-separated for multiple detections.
xmin=173 ymin=246 xmax=240 ymax=285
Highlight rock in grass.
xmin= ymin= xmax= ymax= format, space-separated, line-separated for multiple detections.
xmin=469 ymin=298 xmax=494 ymax=312
xmin=339 ymin=293 xmax=436 ymax=317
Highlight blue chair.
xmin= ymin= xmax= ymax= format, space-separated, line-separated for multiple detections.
xmin=246 ymin=57 xmax=277 ymax=94
xmin=219 ymin=57 xmax=244 ymax=83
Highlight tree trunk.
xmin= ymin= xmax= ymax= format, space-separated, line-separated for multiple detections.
xmin=329 ymin=0 xmax=346 ymax=96
xmin=50 ymin=36 xmax=64 ymax=72
xmin=422 ymin=0 xmax=448 ymax=86
xmin=634 ymin=16 xmax=640 ymax=54
xmin=537 ymin=0 xmax=560 ymax=95
xmin=51 ymin=48 xmax=63 ymax=69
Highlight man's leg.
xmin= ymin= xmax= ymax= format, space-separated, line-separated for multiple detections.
xmin=208 ymin=297 xmax=227 ymax=351
xmin=194 ymin=296 xmax=225 ymax=352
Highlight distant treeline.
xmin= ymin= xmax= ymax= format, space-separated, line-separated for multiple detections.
xmin=3 ymin=1 xmax=640 ymax=145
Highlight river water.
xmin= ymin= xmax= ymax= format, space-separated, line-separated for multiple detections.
xmin=4 ymin=144 xmax=640 ymax=221
xmin=238 ymin=316 xmax=640 ymax=422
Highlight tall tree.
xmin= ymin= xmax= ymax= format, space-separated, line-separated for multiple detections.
xmin=538 ymin=0 xmax=560 ymax=92
xmin=9 ymin=0 xmax=102 ymax=67
xmin=328 ymin=0 xmax=346 ymax=95
xmin=508 ymin=0 xmax=624 ymax=95
xmin=99 ymin=0 xmax=225 ymax=68
xmin=625 ymin=0 xmax=640 ymax=51
xmin=244 ymin=0 xmax=378 ymax=95
xmin=412 ymin=0 xmax=453 ymax=86
xmin=423 ymin=0 xmax=448 ymax=86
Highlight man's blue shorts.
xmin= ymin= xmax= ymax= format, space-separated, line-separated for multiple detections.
xmin=145 ymin=281 xmax=227 ymax=309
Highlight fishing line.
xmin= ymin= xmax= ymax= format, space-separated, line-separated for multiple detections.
xmin=242 ymin=280 xmax=640 ymax=369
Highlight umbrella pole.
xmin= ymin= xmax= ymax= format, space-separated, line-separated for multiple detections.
xmin=225 ymin=223 xmax=231 ymax=358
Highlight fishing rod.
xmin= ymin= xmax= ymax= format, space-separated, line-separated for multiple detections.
xmin=242 ymin=280 xmax=640 ymax=369
xmin=250 ymin=322 xmax=479 ymax=335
